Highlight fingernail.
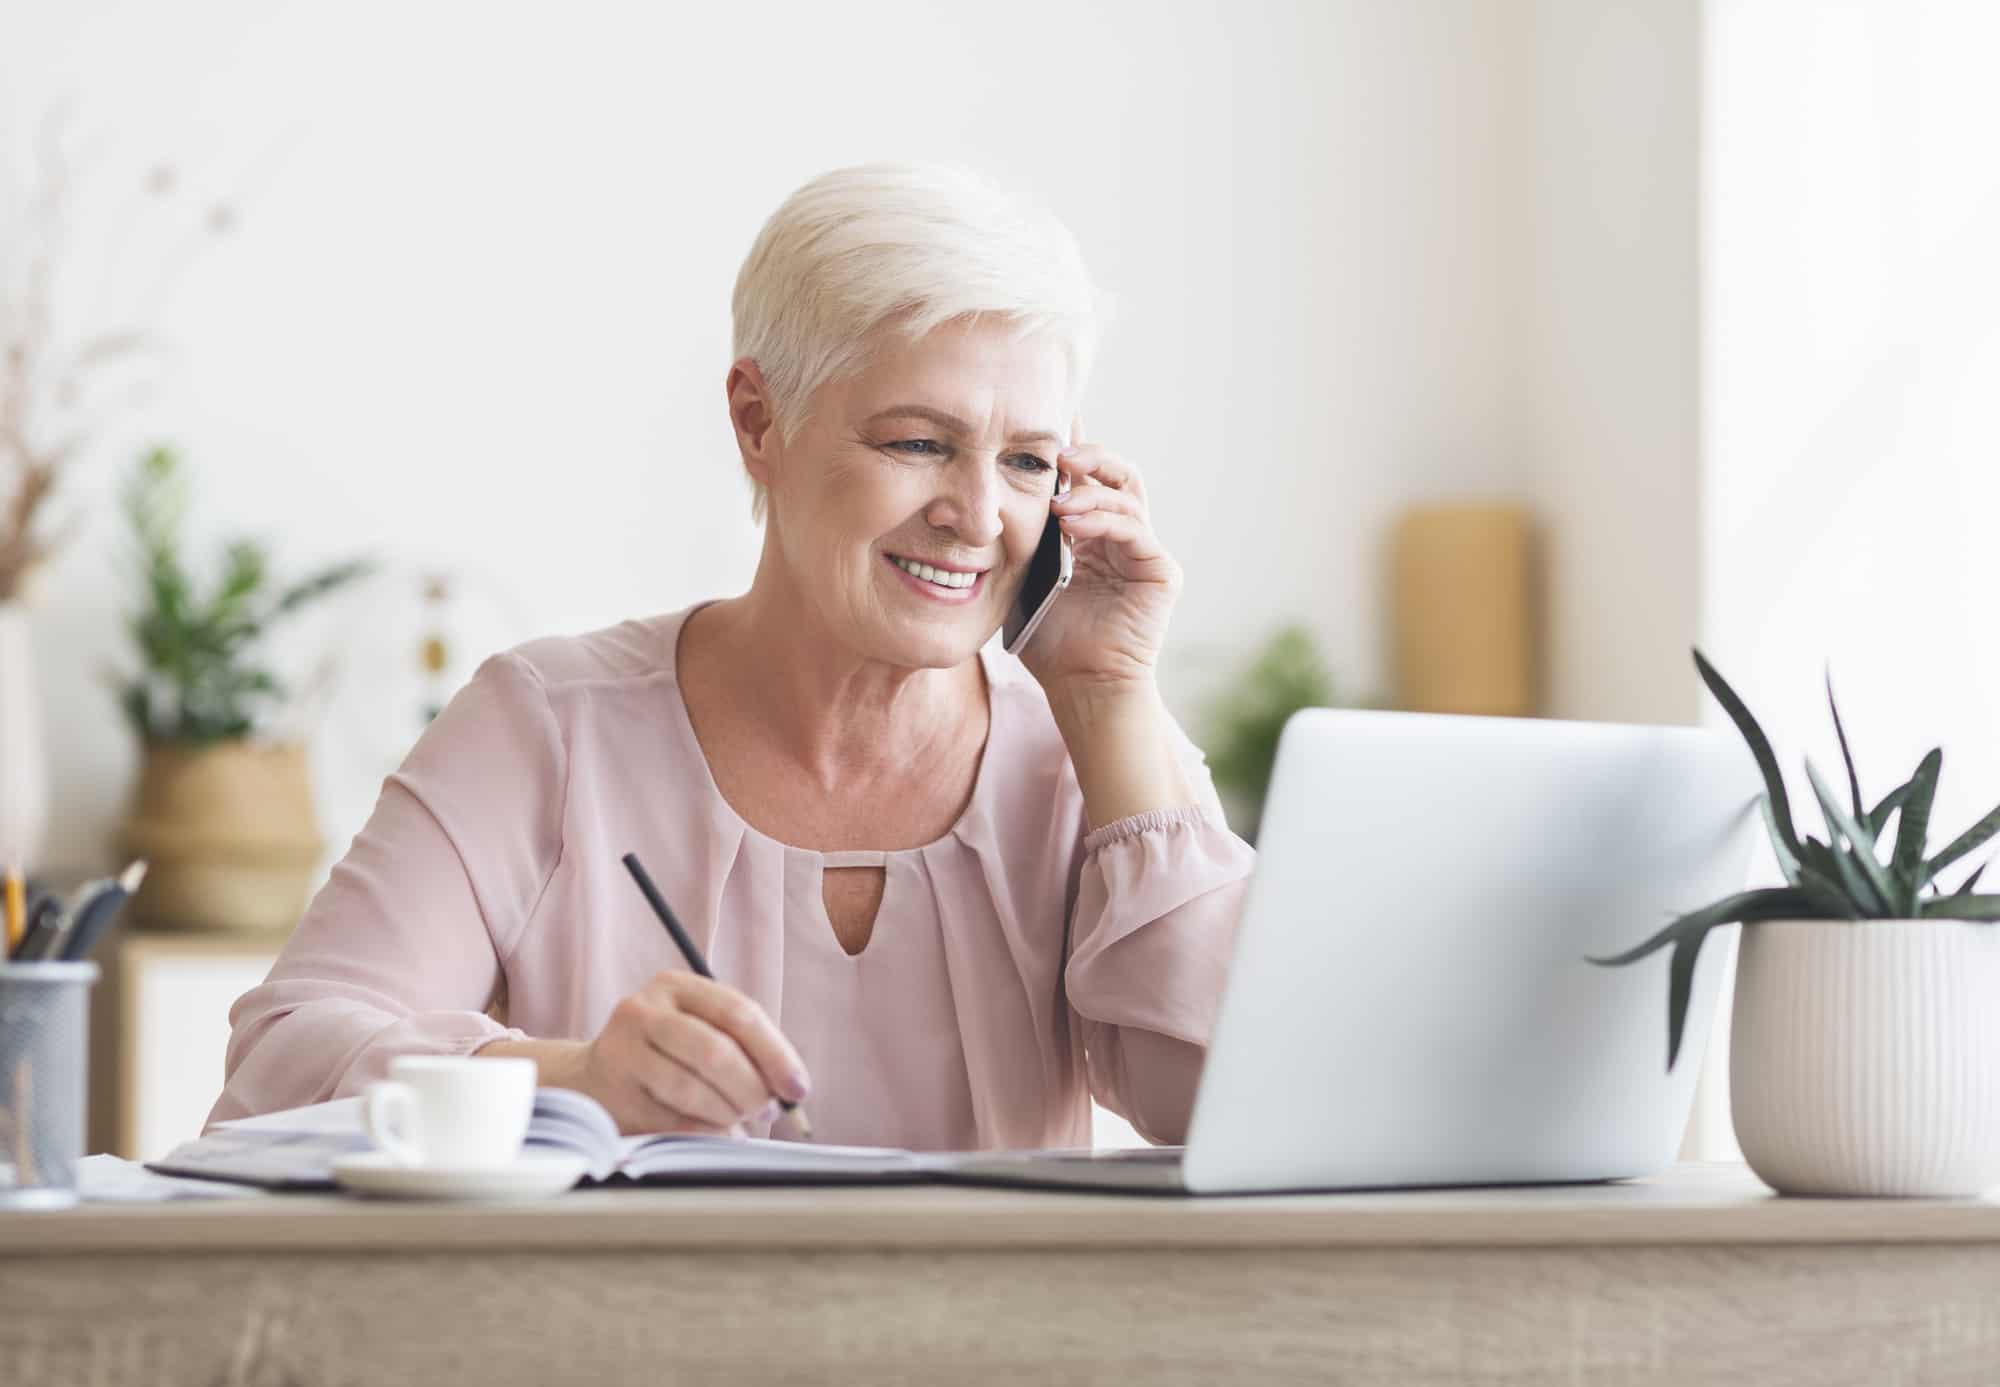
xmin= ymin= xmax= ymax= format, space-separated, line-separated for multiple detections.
xmin=754 ymin=1098 xmax=781 ymax=1124
xmin=784 ymin=1070 xmax=812 ymax=1102
xmin=1058 ymin=446 xmax=1077 ymax=459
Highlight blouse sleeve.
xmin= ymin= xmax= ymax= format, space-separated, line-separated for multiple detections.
xmin=1063 ymin=719 xmax=1256 ymax=1144
xmin=204 ymin=652 xmax=563 ymax=1127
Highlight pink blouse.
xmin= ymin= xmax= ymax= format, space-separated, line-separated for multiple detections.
xmin=208 ymin=602 xmax=1256 ymax=1150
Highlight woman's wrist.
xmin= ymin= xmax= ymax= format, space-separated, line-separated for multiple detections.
xmin=1046 ymin=676 xmax=1197 ymax=832
xmin=476 ymin=1036 xmax=589 ymax=1091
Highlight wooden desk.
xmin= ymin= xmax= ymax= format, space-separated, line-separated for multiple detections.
xmin=5 ymin=1161 xmax=1999 ymax=1385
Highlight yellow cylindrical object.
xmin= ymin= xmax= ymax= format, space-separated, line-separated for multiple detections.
xmin=1390 ymin=503 xmax=1537 ymax=717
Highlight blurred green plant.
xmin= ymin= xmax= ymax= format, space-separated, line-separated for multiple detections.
xmin=1202 ymin=624 xmax=1342 ymax=837
xmin=114 ymin=444 xmax=375 ymax=743
xmin=1590 ymin=650 xmax=2000 ymax=1072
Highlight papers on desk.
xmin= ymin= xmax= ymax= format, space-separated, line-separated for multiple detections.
xmin=77 ymin=1153 xmax=271 ymax=1203
xmin=149 ymin=1097 xmax=378 ymax=1189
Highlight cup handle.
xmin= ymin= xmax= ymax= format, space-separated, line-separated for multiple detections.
xmin=364 ymin=1081 xmax=423 ymax=1166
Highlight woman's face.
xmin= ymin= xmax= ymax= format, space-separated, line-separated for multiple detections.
xmin=760 ymin=318 xmax=1072 ymax=670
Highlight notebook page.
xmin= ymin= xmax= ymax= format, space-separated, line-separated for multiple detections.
xmin=617 ymin=1134 xmax=930 ymax=1180
xmin=522 ymin=1087 xmax=623 ymax=1180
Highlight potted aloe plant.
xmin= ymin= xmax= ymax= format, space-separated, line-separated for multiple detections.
xmin=1591 ymin=651 xmax=2000 ymax=1197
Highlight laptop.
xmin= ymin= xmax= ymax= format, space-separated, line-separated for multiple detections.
xmin=949 ymin=707 xmax=1761 ymax=1194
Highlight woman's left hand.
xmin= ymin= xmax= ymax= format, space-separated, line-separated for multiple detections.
xmin=1016 ymin=428 xmax=1182 ymax=698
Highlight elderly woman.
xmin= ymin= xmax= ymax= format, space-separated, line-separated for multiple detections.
xmin=209 ymin=163 xmax=1255 ymax=1149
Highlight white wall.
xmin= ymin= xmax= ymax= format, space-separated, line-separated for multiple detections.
xmin=2 ymin=0 xmax=1528 ymax=876
xmin=1517 ymin=0 xmax=1702 ymax=727
xmin=1696 ymin=0 xmax=2000 ymax=1158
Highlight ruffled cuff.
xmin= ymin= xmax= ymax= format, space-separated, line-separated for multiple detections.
xmin=1082 ymin=803 xmax=1232 ymax=856
xmin=1066 ymin=804 xmax=1256 ymax=1044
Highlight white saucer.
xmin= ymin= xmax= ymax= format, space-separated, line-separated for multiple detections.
xmin=330 ymin=1150 xmax=590 ymax=1201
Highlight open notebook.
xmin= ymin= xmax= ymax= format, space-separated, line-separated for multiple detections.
xmin=149 ymin=1088 xmax=954 ymax=1190
xmin=526 ymin=1087 xmax=953 ymax=1184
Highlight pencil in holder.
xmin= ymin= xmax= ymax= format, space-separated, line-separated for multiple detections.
xmin=0 ymin=960 xmax=99 ymax=1209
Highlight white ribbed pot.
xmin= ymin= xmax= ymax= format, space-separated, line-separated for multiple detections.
xmin=1730 ymin=919 xmax=2000 ymax=1197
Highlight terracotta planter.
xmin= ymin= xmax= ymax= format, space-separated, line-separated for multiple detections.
xmin=1730 ymin=919 xmax=2000 ymax=1196
xmin=120 ymin=740 xmax=325 ymax=932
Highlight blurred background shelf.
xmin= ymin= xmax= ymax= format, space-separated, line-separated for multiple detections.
xmin=86 ymin=920 xmax=280 ymax=1161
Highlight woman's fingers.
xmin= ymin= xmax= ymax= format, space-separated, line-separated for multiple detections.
xmin=631 ymin=1049 xmax=744 ymax=1129
xmin=1056 ymin=508 xmax=1174 ymax=565
xmin=587 ymin=978 xmax=805 ymax=1136
xmin=648 ymin=1047 xmax=756 ymax=1135
xmin=592 ymin=1019 xmax=737 ymax=1134
xmin=661 ymin=973 xmax=812 ymax=1104
xmin=648 ymin=1011 xmax=772 ymax=1120
xmin=1052 ymin=484 xmax=1143 ymax=523
xmin=1058 ymin=444 xmax=1145 ymax=500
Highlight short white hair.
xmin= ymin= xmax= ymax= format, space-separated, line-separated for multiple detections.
xmin=731 ymin=161 xmax=1103 ymax=523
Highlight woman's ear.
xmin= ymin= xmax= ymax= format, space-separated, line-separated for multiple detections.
xmin=726 ymin=358 xmax=780 ymax=491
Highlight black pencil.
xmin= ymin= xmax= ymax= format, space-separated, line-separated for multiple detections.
xmin=12 ymin=895 xmax=64 ymax=962
xmin=56 ymin=862 xmax=149 ymax=962
xmin=620 ymin=851 xmax=813 ymax=1138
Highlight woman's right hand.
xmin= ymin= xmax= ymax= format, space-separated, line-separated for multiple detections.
xmin=558 ymin=971 xmax=813 ymax=1136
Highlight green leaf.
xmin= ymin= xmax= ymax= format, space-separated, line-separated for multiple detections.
xmin=1801 ymin=834 xmax=1887 ymax=917
xmin=1956 ymin=859 xmax=1991 ymax=896
xmin=1866 ymin=780 xmax=1915 ymax=838
xmin=1826 ymin=669 xmax=1863 ymax=821
xmin=1587 ymin=887 xmax=1818 ymax=1072
xmin=1585 ymin=887 xmax=1816 ymax=967
xmin=1892 ymin=748 xmax=1943 ymax=900
xmin=1760 ymin=796 xmax=1802 ymax=884
xmin=1925 ymin=799 xmax=2000 ymax=882
xmin=269 ymin=558 xmax=377 ymax=618
xmin=1666 ymin=933 xmax=1703 ymax=1072
xmin=118 ymin=682 xmax=152 ymax=740
xmin=1694 ymin=650 xmax=1803 ymax=861
xmin=204 ymin=540 xmax=270 ymax=632
xmin=1795 ymin=867 xmax=1863 ymax=919
xmin=1805 ymin=759 xmax=1901 ymax=916
xmin=1919 ymin=895 xmax=2000 ymax=921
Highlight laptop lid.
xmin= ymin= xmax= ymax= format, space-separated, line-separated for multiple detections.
xmin=1181 ymin=708 xmax=1760 ymax=1194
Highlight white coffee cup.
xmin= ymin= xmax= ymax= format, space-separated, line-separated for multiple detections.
xmin=364 ymin=1055 xmax=537 ymax=1168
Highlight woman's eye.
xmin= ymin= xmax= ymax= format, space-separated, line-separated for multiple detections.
xmin=885 ymin=439 xmax=1046 ymax=473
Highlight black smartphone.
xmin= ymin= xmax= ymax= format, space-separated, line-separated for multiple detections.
xmin=1002 ymin=471 xmax=1074 ymax=654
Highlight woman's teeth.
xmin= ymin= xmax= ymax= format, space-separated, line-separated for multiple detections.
xmin=891 ymin=556 xmax=979 ymax=590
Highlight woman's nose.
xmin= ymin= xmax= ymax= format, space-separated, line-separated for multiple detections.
xmin=925 ymin=464 xmax=1005 ymax=549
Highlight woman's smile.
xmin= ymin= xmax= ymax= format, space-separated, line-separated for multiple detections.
xmin=883 ymin=551 xmax=988 ymax=603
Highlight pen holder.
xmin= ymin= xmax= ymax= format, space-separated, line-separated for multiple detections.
xmin=0 ymin=960 xmax=99 ymax=1209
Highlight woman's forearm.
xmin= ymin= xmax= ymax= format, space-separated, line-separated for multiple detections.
xmin=1046 ymin=678 xmax=1198 ymax=832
